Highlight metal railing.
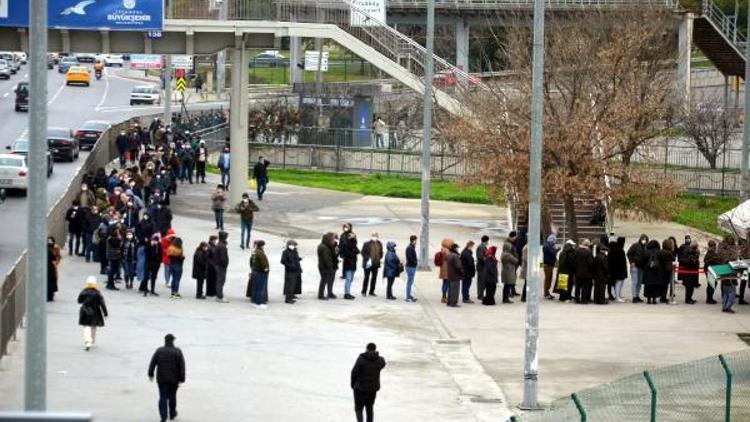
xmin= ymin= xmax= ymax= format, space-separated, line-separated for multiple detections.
xmin=385 ymin=0 xmax=678 ymax=9
xmin=702 ymin=0 xmax=747 ymax=58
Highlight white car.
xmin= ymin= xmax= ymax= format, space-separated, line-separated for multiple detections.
xmin=95 ymin=54 xmax=124 ymax=67
xmin=75 ymin=53 xmax=96 ymax=63
xmin=14 ymin=52 xmax=27 ymax=64
xmin=0 ymin=52 xmax=19 ymax=73
xmin=130 ymin=85 xmax=161 ymax=105
xmin=0 ymin=154 xmax=29 ymax=192
xmin=0 ymin=60 xmax=11 ymax=79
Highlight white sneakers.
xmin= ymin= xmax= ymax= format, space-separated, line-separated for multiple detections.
xmin=252 ymin=303 xmax=268 ymax=309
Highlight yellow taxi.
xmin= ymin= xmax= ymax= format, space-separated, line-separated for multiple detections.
xmin=65 ymin=66 xmax=90 ymax=86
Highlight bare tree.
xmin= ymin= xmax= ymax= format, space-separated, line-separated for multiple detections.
xmin=682 ymin=96 xmax=737 ymax=169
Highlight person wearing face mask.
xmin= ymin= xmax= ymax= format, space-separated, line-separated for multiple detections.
xmin=121 ymin=230 xmax=138 ymax=289
xmin=122 ymin=199 xmax=139 ymax=229
xmin=383 ymin=241 xmax=402 ymax=300
xmin=217 ymin=146 xmax=231 ymax=189
xmin=194 ymin=140 xmax=208 ymax=184
xmin=106 ymin=229 xmax=123 ymax=291
xmin=211 ymin=185 xmax=227 ymax=231
xmin=404 ymin=235 xmax=418 ymax=302
xmin=626 ymin=234 xmax=649 ymax=303
xmin=361 ymin=233 xmax=383 ymax=297
xmin=252 ymin=156 xmax=269 ymax=200
xmin=192 ymin=242 xmax=209 ymax=299
xmin=150 ymin=200 xmax=173 ymax=236
xmin=249 ymin=240 xmax=270 ymax=309
xmin=83 ymin=206 xmax=101 ymax=263
xmin=78 ymin=183 xmax=96 ymax=210
xmin=235 ymin=193 xmax=260 ymax=250
xmin=65 ymin=200 xmax=85 ymax=257
xmin=460 ymin=241 xmax=476 ymax=304
xmin=166 ymin=237 xmax=185 ymax=299
xmin=116 ymin=130 xmax=129 ymax=169
xmin=339 ymin=223 xmax=359 ymax=300
xmin=205 ymin=235 xmax=218 ymax=298
xmin=142 ymin=234 xmax=162 ymax=297
xmin=281 ymin=240 xmax=302 ymax=304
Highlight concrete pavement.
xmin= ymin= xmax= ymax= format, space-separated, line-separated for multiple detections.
xmin=1 ymin=178 xmax=749 ymax=420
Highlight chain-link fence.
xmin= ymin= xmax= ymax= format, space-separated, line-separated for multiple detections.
xmin=516 ymin=349 xmax=750 ymax=422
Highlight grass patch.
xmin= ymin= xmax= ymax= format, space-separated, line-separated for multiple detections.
xmin=668 ymin=193 xmax=740 ymax=236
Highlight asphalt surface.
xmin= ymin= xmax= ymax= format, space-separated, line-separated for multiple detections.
xmin=0 ymin=62 xmax=226 ymax=275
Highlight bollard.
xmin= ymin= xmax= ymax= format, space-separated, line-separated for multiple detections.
xmin=571 ymin=393 xmax=587 ymax=422
xmin=644 ymin=371 xmax=657 ymax=422
xmin=719 ymin=354 xmax=733 ymax=422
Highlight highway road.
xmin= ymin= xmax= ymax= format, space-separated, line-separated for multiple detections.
xmin=0 ymin=61 xmax=225 ymax=275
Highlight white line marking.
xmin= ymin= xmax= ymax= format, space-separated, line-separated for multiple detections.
xmin=95 ymin=69 xmax=110 ymax=111
xmin=23 ymin=74 xmax=28 ymax=78
xmin=47 ymin=81 xmax=66 ymax=105
xmin=2 ymin=92 xmax=8 ymax=98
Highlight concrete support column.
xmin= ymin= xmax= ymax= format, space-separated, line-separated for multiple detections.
xmin=289 ymin=35 xmax=303 ymax=85
xmin=229 ymin=46 xmax=249 ymax=205
xmin=186 ymin=31 xmax=194 ymax=56
xmin=144 ymin=36 xmax=152 ymax=54
xmin=18 ymin=29 xmax=28 ymax=53
xmin=100 ymin=30 xmax=110 ymax=54
xmin=677 ymin=13 xmax=693 ymax=108
xmin=61 ymin=29 xmax=70 ymax=55
xmin=456 ymin=19 xmax=470 ymax=72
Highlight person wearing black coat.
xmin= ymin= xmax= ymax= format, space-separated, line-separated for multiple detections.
xmin=350 ymin=343 xmax=386 ymax=422
xmin=82 ymin=207 xmax=101 ymax=263
xmin=481 ymin=246 xmax=499 ymax=305
xmin=65 ymin=200 xmax=85 ymax=256
xmin=150 ymin=203 xmax=173 ymax=235
xmin=141 ymin=235 xmax=162 ymax=297
xmin=205 ymin=235 xmax=218 ymax=297
xmin=212 ymin=231 xmax=230 ymax=302
xmin=78 ymin=277 xmax=108 ymax=351
xmin=405 ymin=235 xmax=418 ymax=302
xmin=148 ymin=334 xmax=185 ymax=422
xmin=339 ymin=223 xmax=359 ymax=300
xmin=643 ymin=240 xmax=663 ymax=304
xmin=317 ymin=232 xmax=338 ymax=300
xmin=460 ymin=241 xmax=476 ymax=303
xmin=608 ymin=238 xmax=628 ymax=302
xmin=47 ymin=238 xmax=59 ymax=302
xmin=475 ymin=235 xmax=489 ymax=300
xmin=192 ymin=242 xmax=209 ymax=299
xmin=593 ymin=247 xmax=609 ymax=305
xmin=281 ymin=240 xmax=303 ymax=304
xmin=555 ymin=240 xmax=577 ymax=302
xmin=680 ymin=243 xmax=701 ymax=304
xmin=106 ymin=232 xmax=123 ymax=291
xmin=574 ymin=240 xmax=594 ymax=304
xmin=704 ymin=240 xmax=721 ymax=304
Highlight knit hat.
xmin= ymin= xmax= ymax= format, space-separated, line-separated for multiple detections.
xmin=85 ymin=276 xmax=98 ymax=288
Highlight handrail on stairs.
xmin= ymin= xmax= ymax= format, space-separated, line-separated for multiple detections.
xmin=701 ymin=0 xmax=747 ymax=57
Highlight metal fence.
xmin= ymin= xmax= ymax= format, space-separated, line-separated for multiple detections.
xmin=516 ymin=349 xmax=750 ymax=422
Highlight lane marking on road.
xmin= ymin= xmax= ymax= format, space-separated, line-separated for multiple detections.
xmin=94 ymin=68 xmax=110 ymax=111
xmin=2 ymin=92 xmax=8 ymax=98
xmin=47 ymin=81 xmax=66 ymax=105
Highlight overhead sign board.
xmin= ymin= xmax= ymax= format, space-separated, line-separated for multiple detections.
xmin=129 ymin=54 xmax=162 ymax=69
xmin=350 ymin=0 xmax=385 ymax=27
xmin=170 ymin=55 xmax=193 ymax=70
xmin=304 ymin=51 xmax=329 ymax=72
xmin=0 ymin=0 xmax=164 ymax=31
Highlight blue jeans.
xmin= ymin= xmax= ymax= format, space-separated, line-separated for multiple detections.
xmin=171 ymin=264 xmax=183 ymax=294
xmin=83 ymin=232 xmax=93 ymax=262
xmin=462 ymin=277 xmax=473 ymax=301
xmin=257 ymin=178 xmax=267 ymax=200
xmin=240 ymin=220 xmax=252 ymax=247
xmin=122 ymin=260 xmax=135 ymax=283
xmin=630 ymin=265 xmax=643 ymax=299
xmin=164 ymin=264 xmax=173 ymax=285
xmin=214 ymin=209 xmax=224 ymax=230
xmin=405 ymin=266 xmax=416 ymax=299
xmin=221 ymin=169 xmax=230 ymax=188
xmin=722 ymin=284 xmax=736 ymax=310
xmin=253 ymin=272 xmax=268 ymax=305
xmin=442 ymin=279 xmax=449 ymax=297
xmin=344 ymin=270 xmax=356 ymax=295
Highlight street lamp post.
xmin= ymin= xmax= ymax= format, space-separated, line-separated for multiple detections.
xmin=418 ymin=0 xmax=435 ymax=271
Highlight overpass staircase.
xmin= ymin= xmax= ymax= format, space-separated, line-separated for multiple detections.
xmin=693 ymin=0 xmax=746 ymax=77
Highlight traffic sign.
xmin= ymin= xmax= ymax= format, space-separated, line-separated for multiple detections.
xmin=175 ymin=77 xmax=186 ymax=93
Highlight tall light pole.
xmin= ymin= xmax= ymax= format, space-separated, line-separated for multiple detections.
xmin=741 ymin=2 xmax=750 ymax=198
xmin=519 ymin=0 xmax=546 ymax=410
xmin=26 ymin=0 xmax=48 ymax=410
xmin=418 ymin=0 xmax=435 ymax=271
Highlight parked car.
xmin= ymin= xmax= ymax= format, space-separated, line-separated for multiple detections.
xmin=14 ymin=82 xmax=28 ymax=112
xmin=47 ymin=127 xmax=79 ymax=162
xmin=75 ymin=120 xmax=110 ymax=150
xmin=58 ymin=57 xmax=78 ymax=74
xmin=6 ymin=139 xmax=53 ymax=178
xmin=0 ymin=60 xmax=11 ymax=79
xmin=249 ymin=51 xmax=287 ymax=68
xmin=130 ymin=85 xmax=161 ymax=105
xmin=0 ymin=154 xmax=30 ymax=193
xmin=0 ymin=52 xmax=19 ymax=74
xmin=66 ymin=66 xmax=90 ymax=86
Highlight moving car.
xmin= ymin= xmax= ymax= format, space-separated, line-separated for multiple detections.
xmin=14 ymin=52 xmax=27 ymax=64
xmin=14 ymin=82 xmax=28 ymax=112
xmin=249 ymin=51 xmax=286 ymax=68
xmin=0 ymin=154 xmax=30 ymax=193
xmin=46 ymin=53 xmax=55 ymax=69
xmin=58 ymin=57 xmax=78 ymax=73
xmin=130 ymin=85 xmax=161 ymax=105
xmin=6 ymin=139 xmax=54 ymax=178
xmin=75 ymin=53 xmax=96 ymax=63
xmin=75 ymin=120 xmax=110 ymax=150
xmin=47 ymin=127 xmax=79 ymax=162
xmin=66 ymin=66 xmax=90 ymax=86
xmin=99 ymin=54 xmax=124 ymax=67
xmin=0 ymin=52 xmax=19 ymax=74
xmin=0 ymin=60 xmax=11 ymax=79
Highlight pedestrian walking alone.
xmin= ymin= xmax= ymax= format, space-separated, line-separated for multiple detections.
xmin=235 ymin=193 xmax=259 ymax=249
xmin=211 ymin=185 xmax=227 ymax=231
xmin=78 ymin=276 xmax=108 ymax=351
xmin=148 ymin=334 xmax=185 ymax=422
xmin=351 ymin=343 xmax=386 ymax=422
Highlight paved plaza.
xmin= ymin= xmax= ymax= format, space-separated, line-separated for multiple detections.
xmin=1 ymin=179 xmax=749 ymax=420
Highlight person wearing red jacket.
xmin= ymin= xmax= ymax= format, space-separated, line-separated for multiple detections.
xmin=162 ymin=228 xmax=176 ymax=288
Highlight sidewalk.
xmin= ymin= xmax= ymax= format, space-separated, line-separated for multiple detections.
xmin=111 ymin=68 xmax=222 ymax=104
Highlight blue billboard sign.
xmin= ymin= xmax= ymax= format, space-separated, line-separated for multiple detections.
xmin=0 ymin=0 xmax=164 ymax=31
